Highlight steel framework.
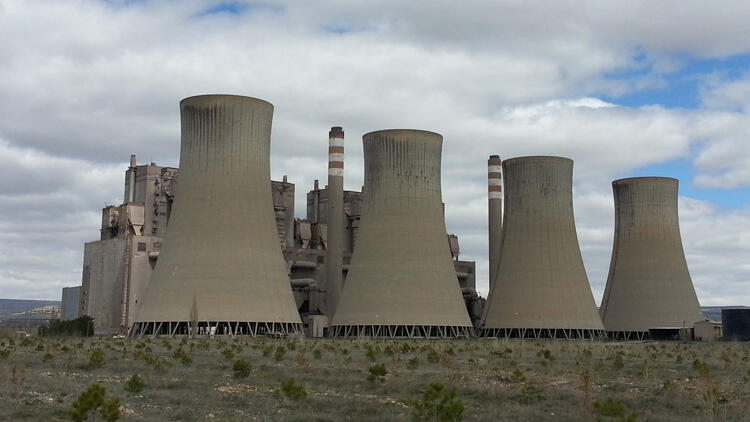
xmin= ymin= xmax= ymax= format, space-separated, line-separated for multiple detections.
xmin=605 ymin=331 xmax=649 ymax=341
xmin=129 ymin=321 xmax=302 ymax=338
xmin=478 ymin=327 xmax=606 ymax=340
xmin=329 ymin=324 xmax=473 ymax=339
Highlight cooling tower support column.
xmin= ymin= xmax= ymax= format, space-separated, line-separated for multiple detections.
xmin=130 ymin=94 xmax=302 ymax=337
xmin=330 ymin=129 xmax=473 ymax=338
xmin=599 ymin=177 xmax=703 ymax=339
xmin=487 ymin=155 xmax=503 ymax=292
xmin=480 ymin=156 xmax=605 ymax=339
xmin=325 ymin=126 xmax=344 ymax=319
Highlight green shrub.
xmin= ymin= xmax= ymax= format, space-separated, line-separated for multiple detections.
xmin=274 ymin=346 xmax=286 ymax=362
xmin=407 ymin=356 xmax=420 ymax=369
xmin=367 ymin=363 xmax=388 ymax=382
xmin=69 ymin=383 xmax=107 ymax=422
xmin=125 ymin=374 xmax=145 ymax=394
xmin=517 ymin=384 xmax=543 ymax=405
xmin=221 ymin=348 xmax=235 ymax=360
xmin=592 ymin=397 xmax=638 ymax=421
xmin=410 ymin=382 xmax=464 ymax=421
xmin=233 ymin=359 xmax=252 ymax=378
xmin=173 ymin=347 xmax=192 ymax=366
xmin=312 ymin=348 xmax=322 ymax=359
xmin=612 ymin=353 xmax=625 ymax=369
xmin=88 ymin=348 xmax=104 ymax=369
xmin=40 ymin=315 xmax=95 ymax=337
xmin=43 ymin=352 xmax=54 ymax=362
xmin=99 ymin=397 xmax=121 ymax=421
xmin=278 ymin=378 xmax=307 ymax=400
xmin=426 ymin=349 xmax=440 ymax=363
xmin=0 ymin=349 xmax=10 ymax=359
xmin=365 ymin=346 xmax=378 ymax=362
xmin=510 ymin=369 xmax=526 ymax=383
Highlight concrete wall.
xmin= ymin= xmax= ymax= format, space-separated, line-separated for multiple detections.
xmin=60 ymin=286 xmax=81 ymax=321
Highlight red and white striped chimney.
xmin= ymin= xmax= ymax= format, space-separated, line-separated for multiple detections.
xmin=326 ymin=126 xmax=345 ymax=320
xmin=488 ymin=155 xmax=503 ymax=293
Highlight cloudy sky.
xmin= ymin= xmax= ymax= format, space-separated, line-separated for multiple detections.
xmin=1 ymin=0 xmax=748 ymax=305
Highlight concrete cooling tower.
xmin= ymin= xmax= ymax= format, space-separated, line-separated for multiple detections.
xmin=329 ymin=129 xmax=473 ymax=338
xmin=131 ymin=95 xmax=302 ymax=337
xmin=480 ymin=156 xmax=605 ymax=339
xmin=599 ymin=177 xmax=703 ymax=339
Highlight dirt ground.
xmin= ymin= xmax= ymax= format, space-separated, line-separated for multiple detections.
xmin=1 ymin=335 xmax=749 ymax=421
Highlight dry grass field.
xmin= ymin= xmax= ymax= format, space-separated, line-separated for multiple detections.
xmin=1 ymin=335 xmax=749 ymax=421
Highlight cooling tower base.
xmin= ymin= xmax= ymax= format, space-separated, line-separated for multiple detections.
xmin=605 ymin=331 xmax=649 ymax=341
xmin=129 ymin=321 xmax=302 ymax=338
xmin=478 ymin=327 xmax=606 ymax=340
xmin=329 ymin=324 xmax=473 ymax=339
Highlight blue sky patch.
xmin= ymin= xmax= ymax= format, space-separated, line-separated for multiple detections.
xmin=627 ymin=158 xmax=750 ymax=209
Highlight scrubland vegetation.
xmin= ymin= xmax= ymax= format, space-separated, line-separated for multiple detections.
xmin=1 ymin=334 xmax=749 ymax=421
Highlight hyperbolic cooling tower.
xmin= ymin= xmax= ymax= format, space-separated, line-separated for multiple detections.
xmin=480 ymin=156 xmax=605 ymax=339
xmin=330 ymin=129 xmax=473 ymax=338
xmin=599 ymin=177 xmax=703 ymax=339
xmin=131 ymin=95 xmax=302 ymax=337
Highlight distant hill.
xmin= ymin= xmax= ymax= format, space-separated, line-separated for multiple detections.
xmin=0 ymin=299 xmax=61 ymax=316
xmin=701 ymin=306 xmax=750 ymax=322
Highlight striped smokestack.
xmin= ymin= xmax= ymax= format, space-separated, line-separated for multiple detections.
xmin=326 ymin=126 xmax=344 ymax=319
xmin=487 ymin=155 xmax=502 ymax=293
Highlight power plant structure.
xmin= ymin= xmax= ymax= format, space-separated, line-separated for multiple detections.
xmin=599 ymin=177 xmax=705 ymax=340
xmin=480 ymin=156 xmax=605 ymax=339
xmin=329 ymin=130 xmax=474 ymax=338
xmin=77 ymin=119 xmax=480 ymax=337
xmin=69 ymin=94 xmax=725 ymax=340
xmin=487 ymin=155 xmax=503 ymax=293
xmin=130 ymin=95 xmax=302 ymax=337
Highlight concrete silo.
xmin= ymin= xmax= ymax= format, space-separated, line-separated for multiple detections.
xmin=599 ymin=177 xmax=703 ymax=339
xmin=330 ymin=129 xmax=473 ymax=338
xmin=480 ymin=156 xmax=604 ymax=339
xmin=130 ymin=95 xmax=302 ymax=337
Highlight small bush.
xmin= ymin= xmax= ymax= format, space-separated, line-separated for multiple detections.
xmin=517 ymin=384 xmax=543 ymax=405
xmin=312 ymin=348 xmax=322 ymax=359
xmin=367 ymin=363 xmax=388 ymax=382
xmin=274 ymin=346 xmax=286 ymax=362
xmin=407 ymin=356 xmax=420 ymax=369
xmin=125 ymin=374 xmax=145 ymax=394
xmin=510 ymin=369 xmax=526 ymax=383
xmin=221 ymin=348 xmax=235 ymax=360
xmin=365 ymin=346 xmax=378 ymax=362
xmin=99 ymin=397 xmax=121 ymax=421
xmin=88 ymin=348 xmax=105 ymax=369
xmin=410 ymin=382 xmax=464 ymax=421
xmin=173 ymin=347 xmax=192 ymax=366
xmin=43 ymin=352 xmax=54 ymax=362
xmin=612 ymin=353 xmax=625 ymax=369
xmin=278 ymin=378 xmax=307 ymax=400
xmin=426 ymin=349 xmax=440 ymax=363
xmin=233 ymin=359 xmax=252 ymax=378
xmin=0 ymin=349 xmax=10 ymax=359
xmin=69 ymin=383 xmax=106 ymax=422
xmin=592 ymin=397 xmax=638 ymax=421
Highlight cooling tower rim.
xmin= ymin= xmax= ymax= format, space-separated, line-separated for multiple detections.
xmin=180 ymin=94 xmax=274 ymax=109
xmin=502 ymin=155 xmax=573 ymax=165
xmin=363 ymin=128 xmax=442 ymax=140
xmin=612 ymin=176 xmax=678 ymax=185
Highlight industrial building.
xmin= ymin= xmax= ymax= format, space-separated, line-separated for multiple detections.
xmin=330 ymin=130 xmax=474 ymax=338
xmin=60 ymin=287 xmax=80 ymax=321
xmin=77 ymin=105 xmax=479 ymax=337
xmin=480 ymin=156 xmax=605 ymax=339
xmin=599 ymin=177 xmax=704 ymax=340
